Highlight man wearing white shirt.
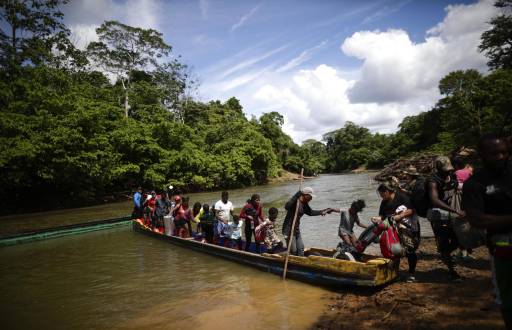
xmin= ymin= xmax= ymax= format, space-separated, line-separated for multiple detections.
xmin=214 ymin=191 xmax=234 ymax=245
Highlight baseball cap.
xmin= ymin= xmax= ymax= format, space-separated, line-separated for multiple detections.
xmin=301 ymin=187 xmax=316 ymax=198
xmin=435 ymin=156 xmax=454 ymax=172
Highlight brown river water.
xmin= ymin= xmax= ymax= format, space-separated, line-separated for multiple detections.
xmin=0 ymin=173 xmax=433 ymax=329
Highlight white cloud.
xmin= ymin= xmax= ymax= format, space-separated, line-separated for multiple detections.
xmin=361 ymin=0 xmax=411 ymax=25
xmin=231 ymin=4 xmax=260 ymax=32
xmin=69 ymin=24 xmax=99 ymax=50
xmin=65 ymin=0 xmax=163 ymax=50
xmin=218 ymin=66 xmax=273 ymax=92
xmin=217 ymin=45 xmax=288 ymax=80
xmin=276 ymin=40 xmax=328 ymax=73
xmin=427 ymin=0 xmax=497 ymax=40
xmin=341 ymin=0 xmax=497 ymax=104
xmin=239 ymin=0 xmax=499 ymax=143
xmin=253 ymin=65 xmax=407 ymax=142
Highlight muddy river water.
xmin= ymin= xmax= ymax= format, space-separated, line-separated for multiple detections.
xmin=0 ymin=173 xmax=433 ymax=329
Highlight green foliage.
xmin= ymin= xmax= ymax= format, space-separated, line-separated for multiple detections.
xmin=323 ymin=122 xmax=382 ymax=171
xmin=0 ymin=0 xmax=73 ymax=71
xmin=258 ymin=111 xmax=297 ymax=165
xmin=86 ymin=20 xmax=174 ymax=117
xmin=479 ymin=0 xmax=512 ymax=70
xmin=2 ymin=4 xmax=511 ymax=214
xmin=0 ymin=63 xmax=282 ymax=211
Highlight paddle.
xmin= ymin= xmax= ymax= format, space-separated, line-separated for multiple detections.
xmin=282 ymin=168 xmax=304 ymax=280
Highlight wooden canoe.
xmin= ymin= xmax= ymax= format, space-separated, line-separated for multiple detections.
xmin=132 ymin=219 xmax=398 ymax=288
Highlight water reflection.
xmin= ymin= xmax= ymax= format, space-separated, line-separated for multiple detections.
xmin=0 ymin=227 xmax=329 ymax=329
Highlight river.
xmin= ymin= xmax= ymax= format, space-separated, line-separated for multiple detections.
xmin=0 ymin=173 xmax=433 ymax=329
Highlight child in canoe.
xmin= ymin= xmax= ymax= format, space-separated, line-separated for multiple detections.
xmin=229 ymin=215 xmax=244 ymax=250
xmin=256 ymin=207 xmax=283 ymax=253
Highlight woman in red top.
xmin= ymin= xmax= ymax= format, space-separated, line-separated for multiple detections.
xmin=143 ymin=192 xmax=157 ymax=227
xmin=239 ymin=194 xmax=265 ymax=253
xmin=174 ymin=197 xmax=191 ymax=238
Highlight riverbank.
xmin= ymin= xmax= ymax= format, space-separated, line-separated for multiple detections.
xmin=267 ymin=169 xmax=317 ymax=184
xmin=314 ymin=238 xmax=504 ymax=329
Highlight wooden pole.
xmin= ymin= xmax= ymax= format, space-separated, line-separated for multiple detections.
xmin=282 ymin=168 xmax=304 ymax=280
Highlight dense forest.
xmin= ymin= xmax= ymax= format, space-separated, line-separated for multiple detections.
xmin=1 ymin=0 xmax=511 ymax=212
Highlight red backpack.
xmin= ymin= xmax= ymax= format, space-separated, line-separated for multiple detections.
xmin=379 ymin=226 xmax=403 ymax=259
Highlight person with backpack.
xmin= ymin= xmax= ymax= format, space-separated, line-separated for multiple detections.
xmin=462 ymin=134 xmax=512 ymax=329
xmin=401 ymin=166 xmax=421 ymax=195
xmin=375 ymin=183 xmax=419 ymax=282
xmin=425 ymin=156 xmax=465 ymax=281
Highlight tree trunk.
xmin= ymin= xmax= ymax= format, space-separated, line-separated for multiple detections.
xmin=121 ymin=77 xmax=130 ymax=118
xmin=124 ymin=90 xmax=129 ymax=118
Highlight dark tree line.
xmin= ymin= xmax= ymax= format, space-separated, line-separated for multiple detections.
xmin=0 ymin=0 xmax=510 ymax=213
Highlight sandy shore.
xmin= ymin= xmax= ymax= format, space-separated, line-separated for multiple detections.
xmin=313 ymin=238 xmax=504 ymax=329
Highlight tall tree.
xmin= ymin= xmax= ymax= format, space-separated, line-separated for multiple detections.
xmin=479 ymin=0 xmax=512 ymax=69
xmin=323 ymin=122 xmax=374 ymax=171
xmin=152 ymin=60 xmax=191 ymax=122
xmin=86 ymin=21 xmax=171 ymax=117
xmin=258 ymin=111 xmax=296 ymax=165
xmin=0 ymin=0 xmax=70 ymax=73
xmin=437 ymin=70 xmax=488 ymax=146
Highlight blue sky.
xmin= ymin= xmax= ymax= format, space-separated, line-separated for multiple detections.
xmin=64 ymin=0 xmax=498 ymax=142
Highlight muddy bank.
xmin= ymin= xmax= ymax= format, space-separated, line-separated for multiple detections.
xmin=268 ymin=169 xmax=316 ymax=183
xmin=313 ymin=238 xmax=504 ymax=330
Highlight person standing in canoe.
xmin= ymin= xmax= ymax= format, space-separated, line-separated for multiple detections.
xmin=215 ymin=191 xmax=234 ymax=245
xmin=239 ymin=194 xmax=265 ymax=253
xmin=282 ymin=187 xmax=331 ymax=256
xmin=132 ymin=186 xmax=143 ymax=219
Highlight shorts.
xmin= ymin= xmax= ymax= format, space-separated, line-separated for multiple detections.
xmin=174 ymin=218 xmax=186 ymax=228
xmin=338 ymin=227 xmax=353 ymax=237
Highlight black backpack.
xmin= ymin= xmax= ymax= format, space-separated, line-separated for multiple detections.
xmin=410 ymin=177 xmax=430 ymax=217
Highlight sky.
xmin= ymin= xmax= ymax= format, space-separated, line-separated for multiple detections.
xmin=63 ymin=0 xmax=499 ymax=143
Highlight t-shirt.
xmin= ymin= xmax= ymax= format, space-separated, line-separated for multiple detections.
xmin=230 ymin=220 xmax=244 ymax=240
xmin=174 ymin=205 xmax=190 ymax=221
xmin=200 ymin=210 xmax=215 ymax=225
xmin=194 ymin=208 xmax=205 ymax=223
xmin=155 ymin=198 xmax=171 ymax=217
xmin=215 ymin=200 xmax=234 ymax=222
xmin=239 ymin=202 xmax=264 ymax=227
xmin=133 ymin=192 xmax=142 ymax=209
xmin=455 ymin=168 xmax=472 ymax=184
xmin=462 ymin=165 xmax=512 ymax=242
xmin=338 ymin=210 xmax=359 ymax=235
xmin=426 ymin=174 xmax=457 ymax=204
xmin=282 ymin=191 xmax=322 ymax=236
xmin=379 ymin=191 xmax=413 ymax=218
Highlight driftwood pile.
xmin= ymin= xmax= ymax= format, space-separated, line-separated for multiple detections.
xmin=374 ymin=147 xmax=478 ymax=182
